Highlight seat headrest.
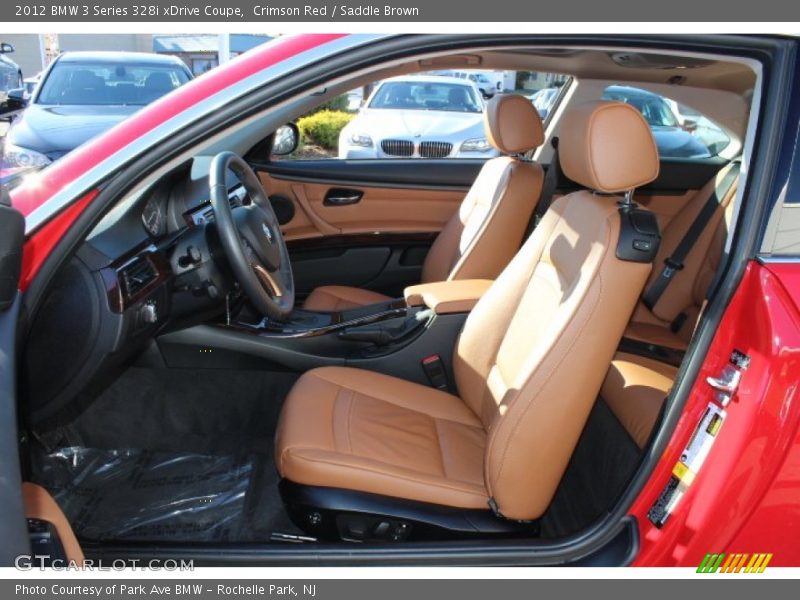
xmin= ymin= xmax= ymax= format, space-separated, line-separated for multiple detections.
xmin=484 ymin=94 xmax=545 ymax=154
xmin=145 ymin=72 xmax=174 ymax=91
xmin=559 ymin=101 xmax=659 ymax=194
xmin=70 ymin=70 xmax=103 ymax=89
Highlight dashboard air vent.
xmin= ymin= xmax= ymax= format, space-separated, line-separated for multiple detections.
xmin=119 ymin=256 xmax=158 ymax=300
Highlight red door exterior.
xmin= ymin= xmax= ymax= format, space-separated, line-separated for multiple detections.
xmin=631 ymin=260 xmax=800 ymax=566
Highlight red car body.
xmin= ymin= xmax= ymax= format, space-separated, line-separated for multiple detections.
xmin=8 ymin=33 xmax=800 ymax=566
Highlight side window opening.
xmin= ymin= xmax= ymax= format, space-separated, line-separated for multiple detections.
xmin=262 ymin=69 xmax=569 ymax=162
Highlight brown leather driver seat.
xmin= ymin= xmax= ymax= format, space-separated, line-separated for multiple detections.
xmin=276 ymin=101 xmax=660 ymax=529
xmin=303 ymin=94 xmax=546 ymax=312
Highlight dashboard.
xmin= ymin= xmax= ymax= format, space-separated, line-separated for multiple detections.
xmin=24 ymin=157 xmax=252 ymax=423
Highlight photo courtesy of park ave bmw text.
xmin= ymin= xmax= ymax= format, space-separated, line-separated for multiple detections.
xmin=0 ymin=0 xmax=799 ymax=594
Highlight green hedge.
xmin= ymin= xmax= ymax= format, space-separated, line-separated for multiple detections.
xmin=297 ymin=110 xmax=355 ymax=151
xmin=310 ymin=94 xmax=350 ymax=114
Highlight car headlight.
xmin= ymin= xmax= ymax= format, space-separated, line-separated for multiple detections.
xmin=460 ymin=138 xmax=492 ymax=153
xmin=348 ymin=132 xmax=373 ymax=148
xmin=2 ymin=143 xmax=52 ymax=169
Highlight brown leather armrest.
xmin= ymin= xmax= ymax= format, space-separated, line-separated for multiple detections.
xmin=404 ymin=279 xmax=493 ymax=314
xmin=22 ymin=482 xmax=84 ymax=563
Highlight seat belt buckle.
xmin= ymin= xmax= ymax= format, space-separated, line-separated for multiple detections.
xmin=662 ymin=258 xmax=684 ymax=279
xmin=421 ymin=354 xmax=449 ymax=390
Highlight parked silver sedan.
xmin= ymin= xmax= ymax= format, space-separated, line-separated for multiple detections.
xmin=338 ymin=75 xmax=498 ymax=159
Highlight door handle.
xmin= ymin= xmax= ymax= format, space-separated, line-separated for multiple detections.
xmin=324 ymin=188 xmax=363 ymax=206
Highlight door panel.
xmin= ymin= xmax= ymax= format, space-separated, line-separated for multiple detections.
xmin=258 ymin=172 xmax=465 ymax=241
xmin=292 ymin=246 xmax=391 ymax=293
xmin=287 ymin=232 xmax=437 ymax=298
xmin=255 ymin=159 xmax=472 ymax=298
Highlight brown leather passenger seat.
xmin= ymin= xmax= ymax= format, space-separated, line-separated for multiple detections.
xmin=276 ymin=101 xmax=660 ymax=525
xmin=602 ymin=162 xmax=740 ymax=447
xmin=303 ymin=94 xmax=546 ymax=312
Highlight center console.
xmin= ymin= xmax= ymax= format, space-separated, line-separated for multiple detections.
xmin=158 ymin=279 xmax=494 ymax=390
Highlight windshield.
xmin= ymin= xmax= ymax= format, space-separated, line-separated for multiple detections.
xmin=37 ymin=61 xmax=191 ymax=106
xmin=369 ymin=81 xmax=482 ymax=113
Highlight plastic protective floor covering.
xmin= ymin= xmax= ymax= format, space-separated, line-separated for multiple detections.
xmin=34 ymin=447 xmax=269 ymax=542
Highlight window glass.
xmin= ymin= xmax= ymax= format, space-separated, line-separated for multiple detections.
xmin=37 ymin=61 xmax=190 ymax=106
xmin=191 ymin=58 xmax=218 ymax=74
xmin=269 ymin=70 xmax=569 ymax=161
xmin=369 ymin=81 xmax=482 ymax=113
xmin=601 ymin=85 xmax=731 ymax=158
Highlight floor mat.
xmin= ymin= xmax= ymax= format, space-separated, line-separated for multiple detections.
xmin=47 ymin=367 xmax=298 ymax=457
xmin=31 ymin=366 xmax=302 ymax=542
xmin=540 ymin=399 xmax=642 ymax=538
xmin=34 ymin=447 xmax=256 ymax=542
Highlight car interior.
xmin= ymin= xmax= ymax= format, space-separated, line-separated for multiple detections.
xmin=17 ymin=41 xmax=758 ymax=559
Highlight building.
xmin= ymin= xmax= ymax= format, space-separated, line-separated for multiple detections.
xmin=0 ymin=34 xmax=273 ymax=79
xmin=0 ymin=34 xmax=152 ymax=77
xmin=153 ymin=34 xmax=273 ymax=75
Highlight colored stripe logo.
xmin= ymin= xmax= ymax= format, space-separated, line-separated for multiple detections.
xmin=697 ymin=553 xmax=772 ymax=573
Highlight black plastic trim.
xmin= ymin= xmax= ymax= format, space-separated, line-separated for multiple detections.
xmin=255 ymin=158 xmax=482 ymax=190
xmin=0 ymin=294 xmax=30 ymax=566
xmin=279 ymin=480 xmax=538 ymax=541
xmin=77 ymin=517 xmax=638 ymax=566
xmin=618 ymin=337 xmax=686 ymax=368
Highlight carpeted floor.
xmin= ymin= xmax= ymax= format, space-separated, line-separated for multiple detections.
xmin=31 ymin=366 xmax=301 ymax=542
xmin=540 ymin=399 xmax=642 ymax=538
xmin=30 ymin=365 xmax=640 ymax=543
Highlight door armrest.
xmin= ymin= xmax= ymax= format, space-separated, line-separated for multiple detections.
xmin=404 ymin=279 xmax=493 ymax=314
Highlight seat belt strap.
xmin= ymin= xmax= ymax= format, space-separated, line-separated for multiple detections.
xmin=523 ymin=137 xmax=559 ymax=241
xmin=642 ymin=161 xmax=740 ymax=312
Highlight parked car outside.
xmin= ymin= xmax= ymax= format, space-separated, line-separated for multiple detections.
xmin=664 ymin=97 xmax=731 ymax=155
xmin=528 ymin=86 xmax=560 ymax=119
xmin=0 ymin=42 xmax=23 ymax=110
xmin=601 ymin=85 xmax=714 ymax=159
xmin=338 ymin=75 xmax=497 ymax=159
xmin=2 ymin=51 xmax=192 ymax=174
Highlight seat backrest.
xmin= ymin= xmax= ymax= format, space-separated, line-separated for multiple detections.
xmin=453 ymin=101 xmax=660 ymax=520
xmin=421 ymin=94 xmax=545 ymax=283
xmin=629 ymin=164 xmax=739 ymax=335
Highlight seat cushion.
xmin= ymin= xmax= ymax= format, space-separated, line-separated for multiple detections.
xmin=275 ymin=366 xmax=489 ymax=509
xmin=303 ymin=286 xmax=392 ymax=312
xmin=601 ymin=352 xmax=678 ymax=448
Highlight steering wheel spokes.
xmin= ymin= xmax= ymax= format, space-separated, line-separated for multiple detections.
xmin=209 ymin=151 xmax=295 ymax=320
xmin=252 ymin=263 xmax=284 ymax=298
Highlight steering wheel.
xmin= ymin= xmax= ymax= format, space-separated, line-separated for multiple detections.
xmin=209 ymin=151 xmax=294 ymax=321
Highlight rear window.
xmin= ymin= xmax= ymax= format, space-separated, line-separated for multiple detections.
xmin=602 ymin=85 xmax=731 ymax=159
xmin=38 ymin=61 xmax=191 ymax=106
